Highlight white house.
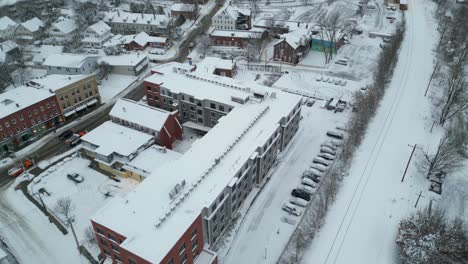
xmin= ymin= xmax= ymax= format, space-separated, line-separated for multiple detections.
xmin=0 ymin=16 xmax=17 ymax=39
xmin=49 ymin=17 xmax=78 ymax=42
xmin=99 ymin=54 xmax=149 ymax=76
xmin=103 ymin=11 xmax=169 ymax=35
xmin=43 ymin=53 xmax=99 ymax=75
xmin=82 ymin=21 xmax=112 ymax=48
xmin=212 ymin=6 xmax=251 ymax=30
xmin=14 ymin=17 xmax=44 ymax=42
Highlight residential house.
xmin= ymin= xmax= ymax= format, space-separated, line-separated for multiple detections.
xmin=0 ymin=86 xmax=63 ymax=152
xmin=213 ymin=5 xmax=251 ymax=30
xmin=120 ymin=32 xmax=167 ymax=50
xmin=25 ymin=74 xmax=100 ymax=118
xmin=31 ymin=45 xmax=64 ymax=65
xmin=310 ymin=31 xmax=345 ymax=54
xmin=49 ymin=17 xmax=78 ymax=43
xmin=210 ymin=28 xmax=266 ymax=48
xmin=100 ymin=54 xmax=149 ymax=76
xmin=80 ymin=121 xmax=154 ymax=176
xmin=196 ymin=57 xmax=237 ymax=78
xmin=109 ymin=98 xmax=182 ymax=149
xmin=14 ymin=17 xmax=44 ymax=43
xmin=0 ymin=40 xmax=21 ymax=64
xmin=170 ymin=3 xmax=197 ymax=20
xmin=82 ymin=21 xmax=112 ymax=48
xmin=91 ymin=63 xmax=302 ymax=264
xmin=43 ymin=54 xmax=99 ymax=75
xmin=103 ymin=11 xmax=169 ymax=35
xmin=0 ymin=16 xmax=17 ymax=39
xmin=274 ymin=29 xmax=311 ymax=64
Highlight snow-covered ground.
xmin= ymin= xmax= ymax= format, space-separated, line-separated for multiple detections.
xmin=218 ymin=103 xmax=350 ymax=263
xmin=98 ymin=74 xmax=138 ymax=103
xmin=300 ymin=0 xmax=441 ymax=263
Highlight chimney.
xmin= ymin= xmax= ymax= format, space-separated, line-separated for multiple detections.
xmin=122 ymin=107 xmax=126 ymax=112
xmin=16 ymin=103 xmax=19 ymax=107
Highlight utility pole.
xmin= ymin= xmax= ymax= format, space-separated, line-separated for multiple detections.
xmin=68 ymin=217 xmax=80 ymax=252
xmin=414 ymin=191 xmax=424 ymax=208
xmin=401 ymin=144 xmax=417 ymax=182
xmin=424 ymin=62 xmax=438 ymax=96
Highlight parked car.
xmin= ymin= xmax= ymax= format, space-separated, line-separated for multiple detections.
xmin=67 ymin=173 xmax=84 ymax=183
xmin=335 ymin=59 xmax=348 ymax=66
xmin=318 ymin=152 xmax=335 ymax=161
xmin=301 ymin=178 xmax=318 ymax=188
xmin=23 ymin=159 xmax=33 ymax=169
xmin=289 ymin=197 xmax=308 ymax=207
xmin=320 ymin=146 xmax=337 ymax=156
xmin=8 ymin=167 xmax=24 ymax=177
xmin=326 ymin=131 xmax=344 ymax=140
xmin=65 ymin=134 xmax=79 ymax=144
xmin=69 ymin=136 xmax=81 ymax=147
xmin=78 ymin=131 xmax=87 ymax=137
xmin=297 ymin=184 xmax=315 ymax=195
xmin=310 ymin=163 xmax=328 ymax=172
xmin=303 ymin=172 xmax=321 ymax=183
xmin=291 ymin=189 xmax=311 ymax=201
xmin=282 ymin=202 xmax=301 ymax=216
xmin=313 ymin=157 xmax=332 ymax=167
xmin=58 ymin=129 xmax=73 ymax=140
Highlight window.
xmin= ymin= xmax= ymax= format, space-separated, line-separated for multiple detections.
xmin=22 ymin=124 xmax=27 ymax=129
xmin=103 ymin=249 xmax=111 ymax=257
xmin=100 ymin=238 xmax=108 ymax=246
xmin=181 ymin=253 xmax=187 ymax=264
xmin=40 ymin=106 xmax=44 ymax=112
xmin=210 ymin=112 xmax=216 ymax=118
xmin=0 ymin=125 xmax=2 ymax=131
xmin=111 ymin=243 xmax=119 ymax=252
xmin=189 ymin=97 xmax=194 ymax=103
xmin=197 ymin=109 xmax=202 ymax=115
xmin=15 ymin=127 xmax=19 ymax=133
xmin=114 ymin=254 xmax=122 ymax=263
xmin=191 ymin=229 xmax=198 ymax=240
xmin=179 ymin=242 xmax=186 ymax=255
xmin=167 ymin=258 xmax=174 ymax=264
xmin=197 ymin=118 xmax=203 ymax=123
xmin=5 ymin=122 xmax=9 ymax=128
xmin=46 ymin=103 xmax=50 ymax=108
xmin=28 ymin=111 xmax=32 ymax=117
xmin=19 ymin=115 xmax=23 ymax=121
xmin=1 ymin=134 xmax=5 ymax=140
xmin=128 ymin=258 xmax=138 ymax=264
xmin=33 ymin=109 xmax=38 ymax=114
xmin=219 ymin=105 xmax=225 ymax=111
xmin=108 ymin=233 xmax=116 ymax=241
xmin=210 ymin=103 xmax=216 ymax=109
xmin=192 ymin=239 xmax=198 ymax=251
xmin=11 ymin=119 xmax=16 ymax=125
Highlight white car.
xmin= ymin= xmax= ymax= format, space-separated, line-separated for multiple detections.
xmin=313 ymin=157 xmax=332 ymax=167
xmin=320 ymin=146 xmax=337 ymax=156
xmin=302 ymin=178 xmax=318 ymax=188
xmin=306 ymin=168 xmax=323 ymax=177
xmin=321 ymin=143 xmax=337 ymax=151
xmin=297 ymin=184 xmax=316 ymax=195
xmin=282 ymin=202 xmax=301 ymax=216
xmin=318 ymin=152 xmax=335 ymax=161
xmin=289 ymin=197 xmax=309 ymax=207
xmin=310 ymin=163 xmax=328 ymax=172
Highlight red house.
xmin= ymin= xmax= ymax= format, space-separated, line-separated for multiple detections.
xmin=122 ymin=32 xmax=168 ymax=51
xmin=0 ymin=86 xmax=63 ymax=152
xmin=273 ymin=29 xmax=311 ymax=64
xmin=171 ymin=3 xmax=197 ymax=20
xmin=196 ymin=57 xmax=237 ymax=78
xmin=209 ymin=28 xmax=266 ymax=48
xmin=109 ymin=98 xmax=182 ymax=149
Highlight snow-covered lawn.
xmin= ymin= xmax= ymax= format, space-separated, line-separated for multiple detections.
xmin=25 ymin=154 xmax=138 ymax=258
xmin=173 ymin=128 xmax=203 ymax=154
xmin=218 ymin=103 xmax=350 ymax=263
xmin=98 ymin=74 xmax=137 ymax=103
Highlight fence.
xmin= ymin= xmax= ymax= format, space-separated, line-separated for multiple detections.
xmin=239 ymin=63 xmax=282 ymax=73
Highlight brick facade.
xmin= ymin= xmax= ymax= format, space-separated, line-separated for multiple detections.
xmin=273 ymin=39 xmax=309 ymax=64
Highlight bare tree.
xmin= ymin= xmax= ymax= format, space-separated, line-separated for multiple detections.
xmin=317 ymin=10 xmax=350 ymax=63
xmin=98 ymin=61 xmax=113 ymax=80
xmin=84 ymin=226 xmax=97 ymax=247
xmin=73 ymin=1 xmax=99 ymax=28
xmin=55 ymin=198 xmax=80 ymax=251
xmin=0 ymin=65 xmax=13 ymax=92
xmin=420 ymin=129 xmax=465 ymax=178
xmin=197 ymin=35 xmax=211 ymax=55
xmin=438 ymin=47 xmax=467 ymax=126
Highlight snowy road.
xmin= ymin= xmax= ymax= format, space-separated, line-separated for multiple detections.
xmin=302 ymin=0 xmax=440 ymax=263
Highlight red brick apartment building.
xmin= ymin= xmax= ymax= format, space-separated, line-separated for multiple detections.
xmin=0 ymin=86 xmax=63 ymax=152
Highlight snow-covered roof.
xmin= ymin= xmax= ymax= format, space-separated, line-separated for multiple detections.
xmin=81 ymin=121 xmax=153 ymax=157
xmin=121 ymin=32 xmax=167 ymax=47
xmin=26 ymin=74 xmax=93 ymax=92
xmin=123 ymin=145 xmax=182 ymax=178
xmin=52 ymin=17 xmax=77 ymax=34
xmin=92 ymin=74 xmax=301 ymax=262
xmin=210 ymin=28 xmax=265 ymax=39
xmin=276 ymin=28 xmax=311 ymax=49
xmin=215 ymin=5 xmax=250 ymax=20
xmin=171 ymin=3 xmax=196 ymax=12
xmin=195 ymin=56 xmax=235 ymax=74
xmin=20 ymin=17 xmax=44 ymax=32
xmin=151 ymin=62 xmax=195 ymax=75
xmin=0 ymin=247 xmax=6 ymax=260
xmin=109 ymin=98 xmax=171 ymax=132
xmin=87 ymin=20 xmax=111 ymax=34
xmin=0 ymin=40 xmax=18 ymax=62
xmin=43 ymin=53 xmax=96 ymax=68
xmin=0 ymin=16 xmax=16 ymax=30
xmin=0 ymin=86 xmax=55 ymax=120
xmin=100 ymin=54 xmax=147 ymax=67
xmin=32 ymin=45 xmax=64 ymax=64
xmin=104 ymin=11 xmax=168 ymax=28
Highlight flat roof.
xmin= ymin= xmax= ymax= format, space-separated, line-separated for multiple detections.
xmin=195 ymin=57 xmax=235 ymax=73
xmin=0 ymin=86 xmax=55 ymax=120
xmin=210 ymin=28 xmax=265 ymax=39
xmin=109 ymin=98 xmax=170 ymax=132
xmin=123 ymin=145 xmax=182 ymax=177
xmin=26 ymin=74 xmax=93 ymax=91
xmin=43 ymin=53 xmax=96 ymax=68
xmin=81 ymin=121 xmax=153 ymax=157
xmin=92 ymin=72 xmax=301 ymax=263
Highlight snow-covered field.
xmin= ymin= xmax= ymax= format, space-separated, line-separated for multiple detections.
xmin=300 ymin=0 xmax=441 ymax=263
xmin=98 ymin=74 xmax=137 ymax=103
xmin=218 ymin=103 xmax=350 ymax=263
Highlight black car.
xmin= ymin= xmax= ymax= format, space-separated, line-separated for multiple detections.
xmin=58 ymin=130 xmax=73 ymax=140
xmin=291 ymin=189 xmax=311 ymax=201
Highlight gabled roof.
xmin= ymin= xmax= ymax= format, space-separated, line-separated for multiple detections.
xmin=0 ymin=16 xmax=17 ymax=30
xmin=43 ymin=53 xmax=96 ymax=68
xmin=104 ymin=11 xmax=168 ymax=28
xmin=275 ymin=29 xmax=311 ymax=49
xmin=0 ymin=40 xmax=18 ymax=63
xmin=87 ymin=20 xmax=111 ymax=34
xmin=52 ymin=17 xmax=77 ymax=34
xmin=121 ymin=32 xmax=167 ymax=46
xmin=20 ymin=17 xmax=43 ymax=32
xmin=216 ymin=5 xmax=250 ymax=20
xmin=109 ymin=98 xmax=170 ymax=132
